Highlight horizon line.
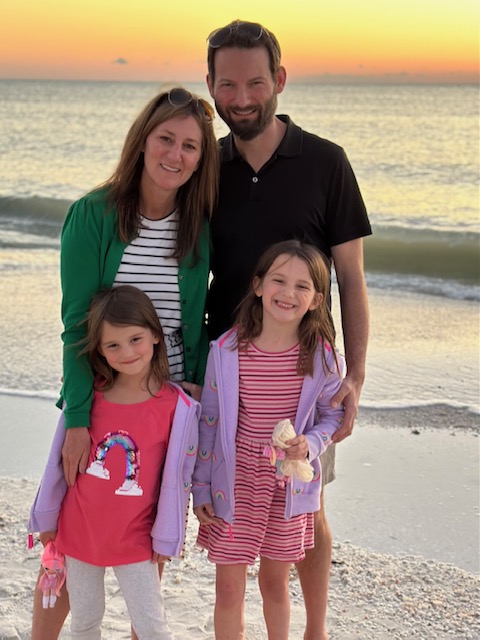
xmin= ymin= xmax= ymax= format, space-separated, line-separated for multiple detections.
xmin=1 ymin=75 xmax=479 ymax=86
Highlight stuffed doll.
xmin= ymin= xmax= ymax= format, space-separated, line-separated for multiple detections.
xmin=38 ymin=540 xmax=66 ymax=608
xmin=264 ymin=418 xmax=314 ymax=485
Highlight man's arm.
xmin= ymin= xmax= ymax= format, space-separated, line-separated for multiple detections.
xmin=330 ymin=238 xmax=369 ymax=442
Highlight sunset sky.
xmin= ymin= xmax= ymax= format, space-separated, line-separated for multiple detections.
xmin=1 ymin=0 xmax=478 ymax=83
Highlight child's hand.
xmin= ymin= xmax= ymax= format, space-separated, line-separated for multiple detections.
xmin=39 ymin=531 xmax=56 ymax=547
xmin=285 ymin=435 xmax=309 ymax=460
xmin=194 ymin=503 xmax=222 ymax=526
xmin=152 ymin=552 xmax=171 ymax=564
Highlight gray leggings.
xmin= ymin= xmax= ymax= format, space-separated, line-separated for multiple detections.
xmin=65 ymin=556 xmax=174 ymax=639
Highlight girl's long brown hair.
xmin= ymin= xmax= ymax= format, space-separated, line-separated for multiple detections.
xmin=99 ymin=88 xmax=219 ymax=262
xmin=82 ymin=285 xmax=170 ymax=392
xmin=235 ymin=240 xmax=339 ymax=377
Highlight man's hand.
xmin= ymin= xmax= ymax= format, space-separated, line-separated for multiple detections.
xmin=62 ymin=427 xmax=91 ymax=487
xmin=330 ymin=374 xmax=363 ymax=443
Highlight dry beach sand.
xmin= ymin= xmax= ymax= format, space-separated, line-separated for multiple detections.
xmin=0 ymin=400 xmax=479 ymax=639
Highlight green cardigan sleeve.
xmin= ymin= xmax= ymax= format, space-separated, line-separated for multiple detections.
xmin=178 ymin=219 xmax=210 ymax=386
xmin=59 ymin=191 xmax=125 ymax=428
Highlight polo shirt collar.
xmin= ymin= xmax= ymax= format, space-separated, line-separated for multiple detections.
xmin=220 ymin=115 xmax=302 ymax=162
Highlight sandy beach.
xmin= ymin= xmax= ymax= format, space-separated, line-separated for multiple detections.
xmin=0 ymin=398 xmax=479 ymax=639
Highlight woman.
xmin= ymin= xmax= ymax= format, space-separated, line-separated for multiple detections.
xmin=31 ymin=86 xmax=219 ymax=640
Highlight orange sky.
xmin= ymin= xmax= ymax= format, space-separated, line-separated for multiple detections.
xmin=1 ymin=0 xmax=478 ymax=83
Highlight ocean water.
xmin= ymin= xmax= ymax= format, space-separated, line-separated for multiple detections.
xmin=0 ymin=80 xmax=479 ymax=413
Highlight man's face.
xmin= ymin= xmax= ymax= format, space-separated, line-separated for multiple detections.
xmin=208 ymin=46 xmax=284 ymax=141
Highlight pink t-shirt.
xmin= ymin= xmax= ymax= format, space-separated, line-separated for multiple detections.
xmin=55 ymin=385 xmax=178 ymax=566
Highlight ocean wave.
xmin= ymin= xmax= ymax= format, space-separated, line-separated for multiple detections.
xmin=364 ymin=272 xmax=479 ymax=301
xmin=365 ymin=226 xmax=479 ymax=286
xmin=0 ymin=195 xmax=72 ymax=220
xmin=0 ymin=387 xmax=58 ymax=401
xmin=1 ymin=195 xmax=479 ymax=288
xmin=360 ymin=398 xmax=480 ymax=416
xmin=0 ymin=196 xmax=71 ymax=240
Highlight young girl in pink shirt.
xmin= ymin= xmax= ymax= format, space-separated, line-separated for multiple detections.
xmin=29 ymin=285 xmax=200 ymax=639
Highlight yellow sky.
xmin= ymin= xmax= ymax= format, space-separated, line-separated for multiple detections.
xmin=1 ymin=0 xmax=478 ymax=83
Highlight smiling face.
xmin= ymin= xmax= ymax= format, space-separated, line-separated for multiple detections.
xmin=254 ymin=254 xmax=322 ymax=329
xmin=141 ymin=115 xmax=203 ymax=197
xmin=208 ymin=46 xmax=285 ymax=141
xmin=98 ymin=321 xmax=159 ymax=381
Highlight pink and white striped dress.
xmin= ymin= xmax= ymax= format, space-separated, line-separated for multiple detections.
xmin=197 ymin=342 xmax=314 ymax=564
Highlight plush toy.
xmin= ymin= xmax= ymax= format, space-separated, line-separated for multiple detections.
xmin=264 ymin=418 xmax=314 ymax=485
xmin=38 ymin=540 xmax=66 ymax=608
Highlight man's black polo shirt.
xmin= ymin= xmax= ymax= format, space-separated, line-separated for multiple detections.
xmin=207 ymin=115 xmax=372 ymax=339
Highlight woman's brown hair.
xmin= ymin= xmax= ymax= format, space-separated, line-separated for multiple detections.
xmin=82 ymin=285 xmax=170 ymax=392
xmin=100 ymin=87 xmax=219 ymax=262
xmin=235 ymin=240 xmax=339 ymax=377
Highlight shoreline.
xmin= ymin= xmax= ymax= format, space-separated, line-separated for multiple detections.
xmin=357 ymin=404 xmax=480 ymax=431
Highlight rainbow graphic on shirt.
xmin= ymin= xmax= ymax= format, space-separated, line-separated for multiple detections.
xmin=86 ymin=430 xmax=143 ymax=496
xmin=213 ymin=490 xmax=226 ymax=501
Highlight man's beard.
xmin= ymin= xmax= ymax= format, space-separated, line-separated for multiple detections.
xmin=215 ymin=92 xmax=278 ymax=141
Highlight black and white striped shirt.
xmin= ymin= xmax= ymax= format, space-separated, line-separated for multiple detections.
xmin=114 ymin=210 xmax=184 ymax=381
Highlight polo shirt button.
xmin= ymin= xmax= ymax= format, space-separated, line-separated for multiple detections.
xmin=178 ymin=275 xmax=184 ymax=280
xmin=187 ymin=370 xmax=193 ymax=376
xmin=183 ymin=324 xmax=189 ymax=330
xmin=186 ymin=347 xmax=191 ymax=352
xmin=252 ymin=176 xmax=258 ymax=183
xmin=182 ymin=299 xmax=187 ymax=304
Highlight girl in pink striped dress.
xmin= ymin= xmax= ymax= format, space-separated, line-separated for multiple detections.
xmin=193 ymin=240 xmax=345 ymax=639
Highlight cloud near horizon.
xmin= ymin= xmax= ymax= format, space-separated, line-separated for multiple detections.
xmin=112 ymin=58 xmax=128 ymax=65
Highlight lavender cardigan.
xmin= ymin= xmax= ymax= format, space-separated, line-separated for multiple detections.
xmin=192 ymin=329 xmax=345 ymax=522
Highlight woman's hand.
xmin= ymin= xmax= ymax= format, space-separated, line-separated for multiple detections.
xmin=62 ymin=427 xmax=91 ymax=487
xmin=285 ymin=435 xmax=309 ymax=460
xmin=194 ymin=503 xmax=221 ymax=526
xmin=180 ymin=382 xmax=203 ymax=401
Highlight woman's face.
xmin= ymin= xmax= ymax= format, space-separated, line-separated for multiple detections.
xmin=141 ymin=115 xmax=203 ymax=196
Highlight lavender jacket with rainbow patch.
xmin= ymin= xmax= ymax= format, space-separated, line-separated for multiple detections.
xmin=192 ymin=329 xmax=345 ymax=522
xmin=28 ymin=384 xmax=200 ymax=558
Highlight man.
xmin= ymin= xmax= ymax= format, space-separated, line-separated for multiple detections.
xmin=205 ymin=20 xmax=371 ymax=640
